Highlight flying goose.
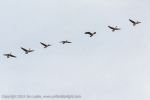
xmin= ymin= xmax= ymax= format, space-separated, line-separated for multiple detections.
xmin=85 ymin=32 xmax=96 ymax=37
xmin=21 ymin=47 xmax=34 ymax=54
xmin=108 ymin=26 xmax=121 ymax=32
xmin=129 ymin=19 xmax=141 ymax=26
xmin=60 ymin=40 xmax=72 ymax=44
xmin=40 ymin=42 xmax=51 ymax=48
xmin=3 ymin=53 xmax=16 ymax=58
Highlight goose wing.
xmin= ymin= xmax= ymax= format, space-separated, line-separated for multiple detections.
xmin=3 ymin=54 xmax=8 ymax=56
xmin=67 ymin=41 xmax=71 ymax=43
xmin=129 ymin=19 xmax=135 ymax=23
xmin=10 ymin=54 xmax=16 ymax=58
xmin=40 ymin=42 xmax=47 ymax=46
xmin=29 ymin=50 xmax=34 ymax=52
xmin=85 ymin=32 xmax=92 ymax=35
xmin=108 ymin=26 xmax=114 ymax=29
xmin=21 ymin=47 xmax=28 ymax=52
xmin=115 ymin=28 xmax=121 ymax=30
xmin=66 ymin=40 xmax=71 ymax=43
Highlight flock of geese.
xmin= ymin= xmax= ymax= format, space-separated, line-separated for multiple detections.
xmin=3 ymin=19 xmax=141 ymax=58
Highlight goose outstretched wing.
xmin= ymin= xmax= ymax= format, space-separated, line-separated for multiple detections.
xmin=29 ymin=50 xmax=34 ymax=52
xmin=3 ymin=54 xmax=8 ymax=56
xmin=115 ymin=28 xmax=121 ymax=30
xmin=85 ymin=32 xmax=92 ymax=35
xmin=129 ymin=19 xmax=135 ymax=23
xmin=67 ymin=41 xmax=71 ymax=43
xmin=10 ymin=54 xmax=16 ymax=58
xmin=21 ymin=47 xmax=27 ymax=52
xmin=40 ymin=42 xmax=47 ymax=46
xmin=108 ymin=26 xmax=114 ymax=29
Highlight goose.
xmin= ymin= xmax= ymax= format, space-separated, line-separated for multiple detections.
xmin=60 ymin=40 xmax=72 ymax=44
xmin=85 ymin=32 xmax=96 ymax=37
xmin=21 ymin=47 xmax=34 ymax=54
xmin=3 ymin=53 xmax=16 ymax=58
xmin=40 ymin=42 xmax=51 ymax=48
xmin=108 ymin=26 xmax=121 ymax=32
xmin=129 ymin=19 xmax=141 ymax=26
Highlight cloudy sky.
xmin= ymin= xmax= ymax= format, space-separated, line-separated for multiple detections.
xmin=0 ymin=0 xmax=150 ymax=100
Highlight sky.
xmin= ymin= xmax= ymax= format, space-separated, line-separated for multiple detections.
xmin=0 ymin=0 xmax=150 ymax=100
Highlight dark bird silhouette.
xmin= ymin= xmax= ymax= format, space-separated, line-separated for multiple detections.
xmin=85 ymin=32 xmax=96 ymax=37
xmin=129 ymin=19 xmax=141 ymax=26
xmin=21 ymin=47 xmax=34 ymax=54
xmin=3 ymin=53 xmax=16 ymax=58
xmin=60 ymin=40 xmax=72 ymax=44
xmin=40 ymin=42 xmax=51 ymax=48
xmin=108 ymin=26 xmax=121 ymax=32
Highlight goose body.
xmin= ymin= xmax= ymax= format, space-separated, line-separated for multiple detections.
xmin=108 ymin=26 xmax=121 ymax=32
xmin=40 ymin=42 xmax=51 ymax=48
xmin=21 ymin=47 xmax=34 ymax=54
xmin=60 ymin=40 xmax=72 ymax=44
xmin=129 ymin=19 xmax=141 ymax=26
xmin=3 ymin=53 xmax=16 ymax=58
xmin=85 ymin=32 xmax=96 ymax=37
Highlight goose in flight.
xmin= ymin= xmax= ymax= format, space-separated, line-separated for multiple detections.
xmin=129 ymin=19 xmax=141 ymax=26
xmin=40 ymin=42 xmax=51 ymax=48
xmin=85 ymin=32 xmax=96 ymax=37
xmin=3 ymin=53 xmax=16 ymax=58
xmin=108 ymin=26 xmax=121 ymax=32
xmin=21 ymin=47 xmax=34 ymax=54
xmin=60 ymin=40 xmax=72 ymax=44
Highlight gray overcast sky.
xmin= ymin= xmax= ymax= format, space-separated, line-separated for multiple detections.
xmin=0 ymin=0 xmax=150 ymax=100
